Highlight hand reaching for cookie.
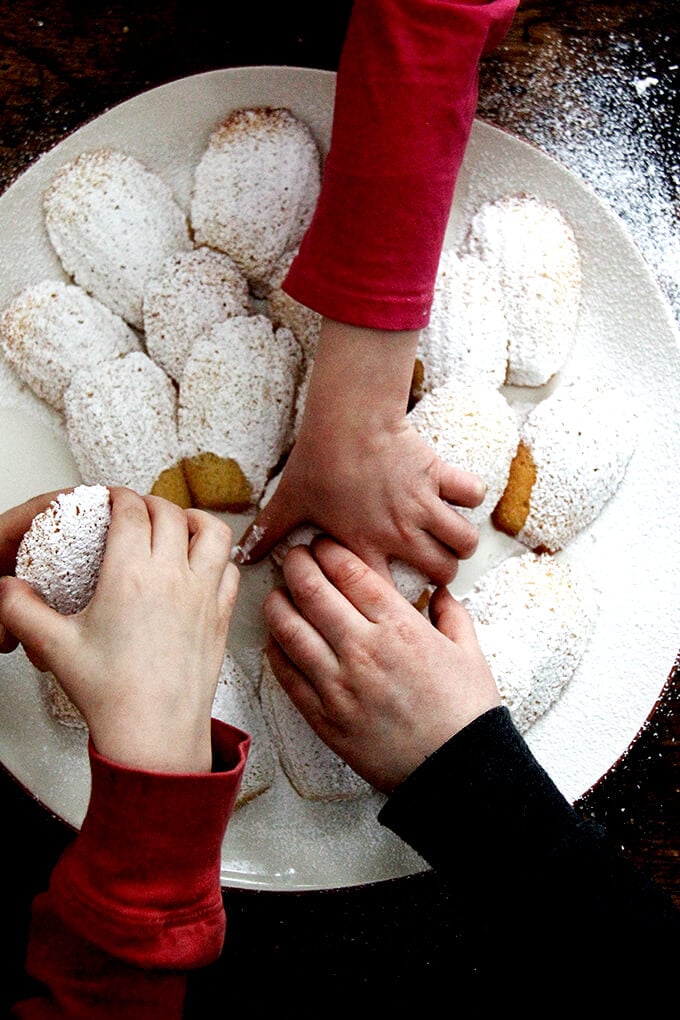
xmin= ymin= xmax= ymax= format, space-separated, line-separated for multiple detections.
xmin=235 ymin=318 xmax=485 ymax=587
xmin=263 ymin=535 xmax=500 ymax=793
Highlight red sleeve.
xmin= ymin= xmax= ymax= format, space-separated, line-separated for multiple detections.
xmin=12 ymin=718 xmax=250 ymax=1020
xmin=283 ymin=0 xmax=518 ymax=330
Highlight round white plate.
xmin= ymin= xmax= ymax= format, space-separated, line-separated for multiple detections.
xmin=1 ymin=67 xmax=679 ymax=891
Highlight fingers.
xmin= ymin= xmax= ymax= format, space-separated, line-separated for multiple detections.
xmin=233 ymin=486 xmax=300 ymax=565
xmin=306 ymin=537 xmax=404 ymax=626
xmin=186 ymin=509 xmax=241 ymax=616
xmin=264 ymin=581 xmax=339 ymax=679
xmin=186 ymin=508 xmax=232 ymax=572
xmin=265 ymin=636 xmax=325 ymax=718
xmin=428 ymin=585 xmax=478 ymax=646
xmin=102 ymin=488 xmax=153 ymax=569
xmin=144 ymin=493 xmax=191 ymax=560
xmin=0 ymin=575 xmax=71 ymax=673
xmin=427 ymin=497 xmax=480 ymax=554
xmin=439 ymin=462 xmax=487 ymax=509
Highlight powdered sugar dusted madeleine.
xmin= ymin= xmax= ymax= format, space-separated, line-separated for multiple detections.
xmin=44 ymin=148 xmax=191 ymax=328
xmin=143 ymin=246 xmax=251 ymax=383
xmin=178 ymin=314 xmax=302 ymax=511
xmin=0 ymin=279 xmax=141 ymax=411
xmin=15 ymin=484 xmax=111 ymax=728
xmin=413 ymin=248 xmax=507 ymax=400
xmin=492 ymin=382 xmax=637 ymax=553
xmin=190 ymin=108 xmax=321 ymax=289
xmin=260 ymin=654 xmax=372 ymax=802
xmin=211 ymin=650 xmax=276 ymax=807
xmin=462 ymin=194 xmax=582 ymax=386
xmin=463 ymin=551 xmax=597 ymax=732
xmin=408 ymin=379 xmax=520 ymax=526
xmin=64 ymin=352 xmax=191 ymax=507
xmin=16 ymin=484 xmax=111 ymax=615
xmin=265 ymin=248 xmax=322 ymax=366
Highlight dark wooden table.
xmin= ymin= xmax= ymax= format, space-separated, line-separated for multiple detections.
xmin=1 ymin=1 xmax=678 ymax=1011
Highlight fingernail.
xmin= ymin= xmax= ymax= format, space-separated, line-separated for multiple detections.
xmin=231 ymin=523 xmax=266 ymax=564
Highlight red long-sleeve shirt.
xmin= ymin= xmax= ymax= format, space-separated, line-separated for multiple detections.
xmin=284 ymin=0 xmax=518 ymax=329
xmin=12 ymin=720 xmax=249 ymax=1019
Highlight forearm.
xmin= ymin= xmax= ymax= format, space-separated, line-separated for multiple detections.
xmin=379 ymin=707 xmax=680 ymax=968
xmin=303 ymin=319 xmax=419 ymax=434
xmin=13 ymin=719 xmax=249 ymax=1019
xmin=283 ymin=0 xmax=519 ymax=329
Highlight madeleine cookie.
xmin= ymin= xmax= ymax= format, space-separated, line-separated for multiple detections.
xmin=190 ymin=108 xmax=321 ymax=290
xmin=265 ymin=248 xmax=322 ymax=366
xmin=463 ymin=551 xmax=597 ymax=732
xmin=0 ymin=280 xmax=141 ymax=412
xmin=413 ymin=249 xmax=508 ymax=400
xmin=492 ymin=383 xmax=637 ymax=552
xmin=15 ymin=484 xmax=111 ymax=728
xmin=64 ymin=352 xmax=191 ymax=507
xmin=143 ymin=246 xmax=251 ymax=383
xmin=211 ymin=650 xmax=276 ymax=807
xmin=44 ymin=148 xmax=191 ymax=328
xmin=407 ymin=379 xmax=520 ymax=525
xmin=260 ymin=654 xmax=372 ymax=802
xmin=462 ymin=194 xmax=582 ymax=386
xmin=178 ymin=314 xmax=302 ymax=511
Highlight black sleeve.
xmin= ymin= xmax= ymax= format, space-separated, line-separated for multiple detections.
xmin=378 ymin=706 xmax=680 ymax=1000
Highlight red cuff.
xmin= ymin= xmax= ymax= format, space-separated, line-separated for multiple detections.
xmin=47 ymin=718 xmax=250 ymax=969
xmin=283 ymin=0 xmax=518 ymax=330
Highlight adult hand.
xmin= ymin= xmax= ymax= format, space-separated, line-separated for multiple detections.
xmin=263 ymin=536 xmax=500 ymax=793
xmin=0 ymin=488 xmax=239 ymax=773
xmin=235 ymin=318 xmax=484 ymax=587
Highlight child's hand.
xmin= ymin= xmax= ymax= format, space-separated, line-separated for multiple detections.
xmin=236 ymin=319 xmax=484 ymax=587
xmin=0 ymin=488 xmax=239 ymax=773
xmin=263 ymin=536 xmax=500 ymax=793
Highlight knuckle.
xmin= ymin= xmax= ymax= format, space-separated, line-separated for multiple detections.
xmin=333 ymin=552 xmax=372 ymax=592
xmin=458 ymin=518 xmax=480 ymax=558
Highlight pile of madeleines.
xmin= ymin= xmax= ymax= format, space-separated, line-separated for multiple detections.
xmin=3 ymin=107 xmax=637 ymax=806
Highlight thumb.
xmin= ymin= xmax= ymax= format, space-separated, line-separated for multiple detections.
xmin=233 ymin=488 xmax=301 ymax=565
xmin=0 ymin=576 xmax=73 ymax=673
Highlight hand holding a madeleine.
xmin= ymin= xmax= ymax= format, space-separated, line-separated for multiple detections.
xmin=0 ymin=487 xmax=239 ymax=773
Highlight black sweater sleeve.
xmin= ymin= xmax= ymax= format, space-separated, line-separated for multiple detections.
xmin=378 ymin=706 xmax=680 ymax=1000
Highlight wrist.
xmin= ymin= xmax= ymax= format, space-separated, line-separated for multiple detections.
xmin=306 ymin=318 xmax=419 ymax=431
xmin=90 ymin=715 xmax=214 ymax=775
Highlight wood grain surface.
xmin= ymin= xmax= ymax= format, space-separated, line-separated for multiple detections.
xmin=1 ymin=0 xmax=678 ymax=1009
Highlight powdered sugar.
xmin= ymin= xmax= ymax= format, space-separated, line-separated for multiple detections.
xmin=408 ymin=378 xmax=520 ymax=526
xmin=43 ymin=148 xmax=192 ymax=329
xmin=143 ymin=246 xmax=251 ymax=383
xmin=478 ymin=24 xmax=679 ymax=326
xmin=515 ymin=382 xmax=638 ymax=553
xmin=64 ymin=351 xmax=183 ymax=493
xmin=191 ymin=107 xmax=321 ymax=289
xmin=212 ymin=650 xmax=276 ymax=807
xmin=178 ymin=314 xmax=302 ymax=505
xmin=415 ymin=248 xmax=508 ymax=395
xmin=463 ymin=551 xmax=598 ymax=733
xmin=461 ymin=194 xmax=582 ymax=386
xmin=0 ymin=279 xmax=140 ymax=411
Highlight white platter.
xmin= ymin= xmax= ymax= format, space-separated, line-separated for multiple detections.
xmin=1 ymin=67 xmax=679 ymax=891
